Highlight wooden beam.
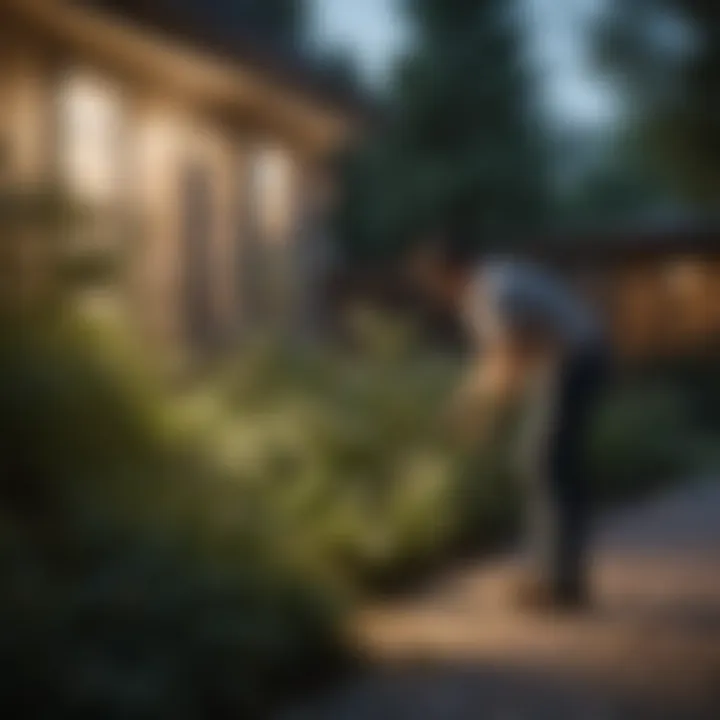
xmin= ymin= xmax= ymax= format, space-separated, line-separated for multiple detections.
xmin=2 ymin=0 xmax=355 ymax=155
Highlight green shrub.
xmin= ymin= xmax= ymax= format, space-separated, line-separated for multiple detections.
xmin=0 ymin=524 xmax=347 ymax=719
xmin=657 ymin=356 xmax=720 ymax=434
xmin=191 ymin=313 xmax=706 ymax=592
xmin=189 ymin=312 xmax=518 ymax=592
xmin=0 ymin=305 xmax=708 ymax=718
xmin=0 ymin=316 xmax=350 ymax=719
xmin=0 ymin=314 xmax=171 ymax=533
xmin=192 ymin=335 xmax=465 ymax=592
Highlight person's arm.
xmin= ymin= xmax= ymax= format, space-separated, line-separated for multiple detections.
xmin=443 ymin=358 xmax=490 ymax=443
xmin=446 ymin=269 xmax=515 ymax=440
xmin=445 ymin=343 xmax=528 ymax=444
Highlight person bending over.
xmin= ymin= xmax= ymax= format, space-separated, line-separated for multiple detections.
xmin=415 ymin=248 xmax=609 ymax=610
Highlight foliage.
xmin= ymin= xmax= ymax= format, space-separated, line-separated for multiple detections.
xmin=179 ymin=309 xmax=709 ymax=589
xmin=334 ymin=0 xmax=551 ymax=263
xmin=0 ymin=521 xmax=346 ymax=719
xmin=550 ymin=125 xmax=676 ymax=228
xmin=0 ymin=304 xmax=711 ymax=716
xmin=313 ymin=45 xmax=367 ymax=98
xmin=183 ymin=312 xmax=474 ymax=590
xmin=589 ymin=378 xmax=702 ymax=504
xmin=0 ymin=315 xmax=349 ymax=718
xmin=595 ymin=0 xmax=720 ymax=205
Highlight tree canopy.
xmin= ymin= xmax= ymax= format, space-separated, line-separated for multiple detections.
xmin=596 ymin=0 xmax=720 ymax=206
xmin=335 ymin=0 xmax=551 ymax=264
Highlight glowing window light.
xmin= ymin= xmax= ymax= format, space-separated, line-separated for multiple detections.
xmin=665 ymin=259 xmax=710 ymax=340
xmin=59 ymin=71 xmax=122 ymax=203
xmin=253 ymin=146 xmax=293 ymax=243
xmin=665 ymin=259 xmax=704 ymax=295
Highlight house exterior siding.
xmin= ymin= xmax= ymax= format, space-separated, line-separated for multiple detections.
xmin=0 ymin=0 xmax=353 ymax=363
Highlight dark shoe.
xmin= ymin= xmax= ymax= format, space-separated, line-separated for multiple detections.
xmin=507 ymin=573 xmax=556 ymax=611
xmin=555 ymin=580 xmax=591 ymax=613
xmin=509 ymin=574 xmax=589 ymax=614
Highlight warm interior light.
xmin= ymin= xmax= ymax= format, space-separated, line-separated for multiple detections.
xmin=254 ymin=146 xmax=293 ymax=243
xmin=665 ymin=259 xmax=703 ymax=294
xmin=665 ymin=259 xmax=709 ymax=341
xmin=59 ymin=70 xmax=122 ymax=203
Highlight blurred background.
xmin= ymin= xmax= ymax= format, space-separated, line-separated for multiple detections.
xmin=0 ymin=0 xmax=718 ymax=717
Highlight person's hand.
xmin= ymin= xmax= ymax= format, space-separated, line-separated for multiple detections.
xmin=442 ymin=382 xmax=496 ymax=449
xmin=443 ymin=349 xmax=521 ymax=447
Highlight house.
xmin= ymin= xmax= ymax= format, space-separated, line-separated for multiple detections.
xmin=0 ymin=0 xmax=360 ymax=358
xmin=523 ymin=223 xmax=720 ymax=361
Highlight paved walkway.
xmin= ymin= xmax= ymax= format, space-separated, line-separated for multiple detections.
xmin=286 ymin=480 xmax=720 ymax=719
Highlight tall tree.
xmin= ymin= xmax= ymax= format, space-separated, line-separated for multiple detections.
xmin=596 ymin=0 xmax=720 ymax=206
xmin=336 ymin=0 xmax=551 ymax=263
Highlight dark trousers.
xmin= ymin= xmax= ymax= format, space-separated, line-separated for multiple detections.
xmin=521 ymin=343 xmax=608 ymax=601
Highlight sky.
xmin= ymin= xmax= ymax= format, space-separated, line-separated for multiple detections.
xmin=310 ymin=0 xmax=409 ymax=86
xmin=310 ymin=0 xmax=617 ymax=127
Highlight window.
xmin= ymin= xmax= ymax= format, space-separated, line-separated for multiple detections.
xmin=58 ymin=70 xmax=122 ymax=204
xmin=238 ymin=145 xmax=296 ymax=327
xmin=56 ymin=71 xmax=126 ymax=300
xmin=254 ymin=145 xmax=293 ymax=244
xmin=664 ymin=259 xmax=711 ymax=346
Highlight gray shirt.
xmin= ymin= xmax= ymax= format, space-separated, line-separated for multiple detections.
xmin=463 ymin=259 xmax=599 ymax=350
